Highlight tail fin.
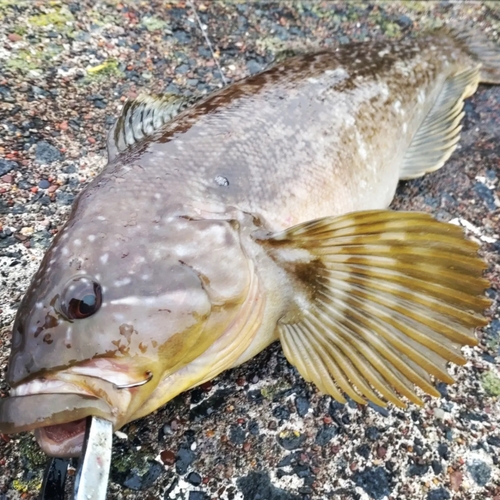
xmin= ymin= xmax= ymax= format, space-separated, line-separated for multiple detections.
xmin=448 ymin=26 xmax=500 ymax=84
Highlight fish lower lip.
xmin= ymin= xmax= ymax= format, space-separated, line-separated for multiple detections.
xmin=0 ymin=393 xmax=113 ymax=434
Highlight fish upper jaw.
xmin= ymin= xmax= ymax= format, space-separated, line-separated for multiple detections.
xmin=9 ymin=377 xmax=93 ymax=398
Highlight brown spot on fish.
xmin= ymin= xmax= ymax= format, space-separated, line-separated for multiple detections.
xmin=49 ymin=295 xmax=59 ymax=308
xmin=119 ymin=324 xmax=137 ymax=343
xmin=34 ymin=313 xmax=59 ymax=338
xmin=43 ymin=334 xmax=53 ymax=345
xmin=69 ymin=258 xmax=82 ymax=270
xmin=111 ymin=339 xmax=130 ymax=355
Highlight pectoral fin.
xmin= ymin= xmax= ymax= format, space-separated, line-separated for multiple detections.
xmin=258 ymin=210 xmax=490 ymax=408
xmin=107 ymin=93 xmax=197 ymax=161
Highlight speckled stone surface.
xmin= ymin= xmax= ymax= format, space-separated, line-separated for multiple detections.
xmin=0 ymin=1 xmax=499 ymax=499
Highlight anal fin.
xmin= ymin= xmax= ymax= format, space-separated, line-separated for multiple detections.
xmin=400 ymin=66 xmax=481 ymax=180
xmin=258 ymin=210 xmax=490 ymax=408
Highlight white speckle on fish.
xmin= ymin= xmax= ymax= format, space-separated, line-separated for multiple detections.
xmin=356 ymin=131 xmax=368 ymax=160
xmin=113 ymin=278 xmax=132 ymax=287
xmin=110 ymin=296 xmax=144 ymax=306
xmin=65 ymin=327 xmax=72 ymax=344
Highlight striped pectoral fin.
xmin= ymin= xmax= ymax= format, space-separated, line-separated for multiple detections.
xmin=259 ymin=210 xmax=491 ymax=408
xmin=399 ymin=65 xmax=481 ymax=180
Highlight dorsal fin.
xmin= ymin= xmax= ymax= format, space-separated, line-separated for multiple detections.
xmin=400 ymin=65 xmax=480 ymax=180
xmin=107 ymin=93 xmax=197 ymax=161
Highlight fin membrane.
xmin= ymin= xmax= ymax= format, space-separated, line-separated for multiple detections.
xmin=400 ymin=66 xmax=480 ymax=180
xmin=448 ymin=27 xmax=500 ymax=84
xmin=259 ymin=210 xmax=490 ymax=408
xmin=107 ymin=93 xmax=197 ymax=161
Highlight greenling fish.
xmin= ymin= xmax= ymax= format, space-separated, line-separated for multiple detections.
xmin=1 ymin=28 xmax=497 ymax=457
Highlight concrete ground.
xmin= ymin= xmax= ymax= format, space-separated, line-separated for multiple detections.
xmin=0 ymin=1 xmax=499 ymax=499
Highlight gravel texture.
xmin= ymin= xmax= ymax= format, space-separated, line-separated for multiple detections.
xmin=1 ymin=1 xmax=499 ymax=499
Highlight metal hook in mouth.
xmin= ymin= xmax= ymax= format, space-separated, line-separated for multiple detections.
xmin=114 ymin=371 xmax=153 ymax=390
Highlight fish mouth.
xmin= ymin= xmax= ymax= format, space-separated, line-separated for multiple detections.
xmin=0 ymin=392 xmax=113 ymax=457
xmin=1 ymin=359 xmax=154 ymax=457
xmin=35 ymin=418 xmax=88 ymax=457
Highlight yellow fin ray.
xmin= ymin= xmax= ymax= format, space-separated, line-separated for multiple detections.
xmin=259 ymin=210 xmax=490 ymax=407
xmin=304 ymin=313 xmax=407 ymax=407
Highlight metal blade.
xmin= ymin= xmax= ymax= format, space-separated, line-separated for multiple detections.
xmin=41 ymin=457 xmax=69 ymax=500
xmin=73 ymin=416 xmax=113 ymax=500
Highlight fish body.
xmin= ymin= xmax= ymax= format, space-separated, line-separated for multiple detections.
xmin=104 ymin=34 xmax=481 ymax=229
xmin=1 ymin=29 xmax=497 ymax=457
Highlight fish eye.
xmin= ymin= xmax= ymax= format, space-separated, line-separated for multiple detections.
xmin=61 ymin=276 xmax=102 ymax=320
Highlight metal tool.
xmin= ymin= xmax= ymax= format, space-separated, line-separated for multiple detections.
xmin=41 ymin=416 xmax=113 ymax=500
xmin=41 ymin=457 xmax=70 ymax=500
xmin=73 ymin=416 xmax=113 ymax=500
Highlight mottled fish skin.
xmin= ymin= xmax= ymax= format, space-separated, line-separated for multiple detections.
xmin=120 ymin=34 xmax=478 ymax=229
xmin=1 ymin=31 xmax=495 ymax=456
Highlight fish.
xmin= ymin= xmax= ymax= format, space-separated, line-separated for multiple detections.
xmin=0 ymin=27 xmax=497 ymax=458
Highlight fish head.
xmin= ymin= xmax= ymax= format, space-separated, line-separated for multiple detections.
xmin=2 ymin=188 xmax=254 ymax=457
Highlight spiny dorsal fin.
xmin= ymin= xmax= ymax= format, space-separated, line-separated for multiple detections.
xmin=258 ymin=210 xmax=490 ymax=408
xmin=400 ymin=65 xmax=481 ymax=180
xmin=107 ymin=93 xmax=197 ymax=161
